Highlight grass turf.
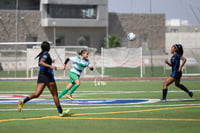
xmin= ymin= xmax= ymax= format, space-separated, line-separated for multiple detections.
xmin=0 ymin=80 xmax=200 ymax=133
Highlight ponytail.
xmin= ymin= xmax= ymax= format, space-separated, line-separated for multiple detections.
xmin=35 ymin=51 xmax=44 ymax=59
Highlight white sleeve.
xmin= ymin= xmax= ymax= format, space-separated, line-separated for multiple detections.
xmin=87 ymin=60 xmax=92 ymax=67
xmin=69 ymin=57 xmax=77 ymax=63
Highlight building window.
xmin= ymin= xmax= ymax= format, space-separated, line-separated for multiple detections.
xmin=26 ymin=35 xmax=37 ymax=48
xmin=170 ymin=28 xmax=179 ymax=32
xmin=56 ymin=36 xmax=64 ymax=46
xmin=0 ymin=0 xmax=40 ymax=10
xmin=46 ymin=4 xmax=97 ymax=19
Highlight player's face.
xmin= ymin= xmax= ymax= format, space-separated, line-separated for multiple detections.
xmin=82 ymin=52 xmax=89 ymax=59
xmin=170 ymin=46 xmax=176 ymax=54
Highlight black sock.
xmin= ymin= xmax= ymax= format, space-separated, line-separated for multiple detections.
xmin=179 ymin=85 xmax=190 ymax=93
xmin=23 ymin=97 xmax=30 ymax=103
xmin=162 ymin=89 xmax=168 ymax=99
xmin=57 ymin=106 xmax=63 ymax=114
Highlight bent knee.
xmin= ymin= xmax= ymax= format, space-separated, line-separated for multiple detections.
xmin=175 ymin=83 xmax=181 ymax=87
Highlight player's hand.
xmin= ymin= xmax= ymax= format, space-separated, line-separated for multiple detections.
xmin=178 ymin=67 xmax=182 ymax=72
xmin=164 ymin=60 xmax=168 ymax=64
xmin=52 ymin=59 xmax=55 ymax=63
xmin=89 ymin=67 xmax=94 ymax=71
xmin=62 ymin=66 xmax=65 ymax=70
xmin=51 ymin=65 xmax=57 ymax=70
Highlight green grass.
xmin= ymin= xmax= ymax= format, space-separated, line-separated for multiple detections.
xmin=0 ymin=80 xmax=200 ymax=133
xmin=1 ymin=65 xmax=199 ymax=78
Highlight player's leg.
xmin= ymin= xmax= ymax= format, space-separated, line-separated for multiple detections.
xmin=18 ymin=83 xmax=46 ymax=112
xmin=58 ymin=72 xmax=76 ymax=98
xmin=66 ymin=80 xmax=80 ymax=100
xmin=58 ymin=83 xmax=73 ymax=98
xmin=174 ymin=79 xmax=193 ymax=97
xmin=161 ymin=77 xmax=174 ymax=101
xmin=47 ymin=82 xmax=70 ymax=116
xmin=29 ymin=83 xmax=46 ymax=99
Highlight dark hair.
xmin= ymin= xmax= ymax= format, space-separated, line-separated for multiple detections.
xmin=78 ymin=49 xmax=88 ymax=55
xmin=35 ymin=41 xmax=50 ymax=59
xmin=174 ymin=44 xmax=183 ymax=56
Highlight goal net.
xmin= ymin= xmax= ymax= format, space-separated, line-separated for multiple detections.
xmin=0 ymin=42 xmax=98 ymax=78
xmin=27 ymin=46 xmax=65 ymax=78
xmin=27 ymin=45 xmax=98 ymax=78
xmin=163 ymin=47 xmax=200 ymax=77
xmin=182 ymin=48 xmax=200 ymax=76
xmin=97 ymin=47 xmax=143 ymax=77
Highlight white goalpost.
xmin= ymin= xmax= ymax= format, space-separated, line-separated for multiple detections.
xmin=4 ymin=42 xmax=200 ymax=78
xmin=26 ymin=46 xmax=65 ymax=78
xmin=99 ymin=47 xmax=143 ymax=78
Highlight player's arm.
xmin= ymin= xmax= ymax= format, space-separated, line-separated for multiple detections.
xmin=179 ymin=56 xmax=187 ymax=72
xmin=87 ymin=61 xmax=93 ymax=71
xmin=88 ymin=66 xmax=94 ymax=71
xmin=165 ymin=60 xmax=172 ymax=66
xmin=62 ymin=58 xmax=70 ymax=70
xmin=39 ymin=59 xmax=57 ymax=70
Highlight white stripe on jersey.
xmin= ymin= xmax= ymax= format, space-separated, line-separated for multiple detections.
xmin=69 ymin=56 xmax=91 ymax=76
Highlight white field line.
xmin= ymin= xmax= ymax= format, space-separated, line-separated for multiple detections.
xmin=0 ymin=90 xmax=200 ymax=94
xmin=0 ymin=90 xmax=199 ymax=111
xmin=0 ymin=103 xmax=200 ymax=112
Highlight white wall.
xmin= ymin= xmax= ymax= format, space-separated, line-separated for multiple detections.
xmin=165 ymin=32 xmax=200 ymax=53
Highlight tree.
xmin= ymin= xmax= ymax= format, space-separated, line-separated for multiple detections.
xmin=77 ymin=36 xmax=87 ymax=46
xmin=107 ymin=35 xmax=121 ymax=48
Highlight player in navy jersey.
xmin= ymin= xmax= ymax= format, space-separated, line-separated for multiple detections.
xmin=161 ymin=44 xmax=193 ymax=102
xmin=17 ymin=41 xmax=70 ymax=116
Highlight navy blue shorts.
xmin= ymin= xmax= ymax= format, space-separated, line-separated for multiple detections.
xmin=37 ymin=73 xmax=55 ymax=83
xmin=170 ymin=71 xmax=182 ymax=79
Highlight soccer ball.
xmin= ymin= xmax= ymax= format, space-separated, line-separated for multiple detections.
xmin=127 ymin=32 xmax=136 ymax=41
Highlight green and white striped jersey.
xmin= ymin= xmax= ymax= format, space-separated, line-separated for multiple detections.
xmin=69 ymin=56 xmax=91 ymax=76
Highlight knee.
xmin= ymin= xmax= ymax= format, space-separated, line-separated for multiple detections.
xmin=74 ymin=80 xmax=81 ymax=86
xmin=175 ymin=83 xmax=181 ymax=88
xmin=75 ymin=82 xmax=80 ymax=86
xmin=163 ymin=83 xmax=168 ymax=89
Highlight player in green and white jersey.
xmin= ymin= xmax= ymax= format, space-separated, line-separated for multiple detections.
xmin=58 ymin=49 xmax=93 ymax=100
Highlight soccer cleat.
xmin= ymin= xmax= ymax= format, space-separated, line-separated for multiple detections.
xmin=188 ymin=91 xmax=193 ymax=98
xmin=59 ymin=109 xmax=70 ymax=117
xmin=160 ymin=98 xmax=167 ymax=102
xmin=17 ymin=100 xmax=24 ymax=112
xmin=66 ymin=95 xmax=74 ymax=100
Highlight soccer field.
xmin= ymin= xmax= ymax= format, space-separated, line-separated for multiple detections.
xmin=0 ymin=78 xmax=200 ymax=133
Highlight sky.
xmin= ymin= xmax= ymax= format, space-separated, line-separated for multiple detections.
xmin=108 ymin=0 xmax=200 ymax=26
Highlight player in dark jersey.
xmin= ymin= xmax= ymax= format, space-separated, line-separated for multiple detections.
xmin=17 ymin=41 xmax=70 ymax=116
xmin=161 ymin=44 xmax=193 ymax=102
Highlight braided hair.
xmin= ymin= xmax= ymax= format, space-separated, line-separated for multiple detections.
xmin=174 ymin=44 xmax=183 ymax=56
xmin=35 ymin=41 xmax=50 ymax=59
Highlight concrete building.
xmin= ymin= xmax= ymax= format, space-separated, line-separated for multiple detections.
xmin=0 ymin=0 xmax=165 ymax=53
xmin=109 ymin=13 xmax=165 ymax=54
xmin=165 ymin=19 xmax=200 ymax=52
xmin=0 ymin=0 xmax=108 ymax=51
